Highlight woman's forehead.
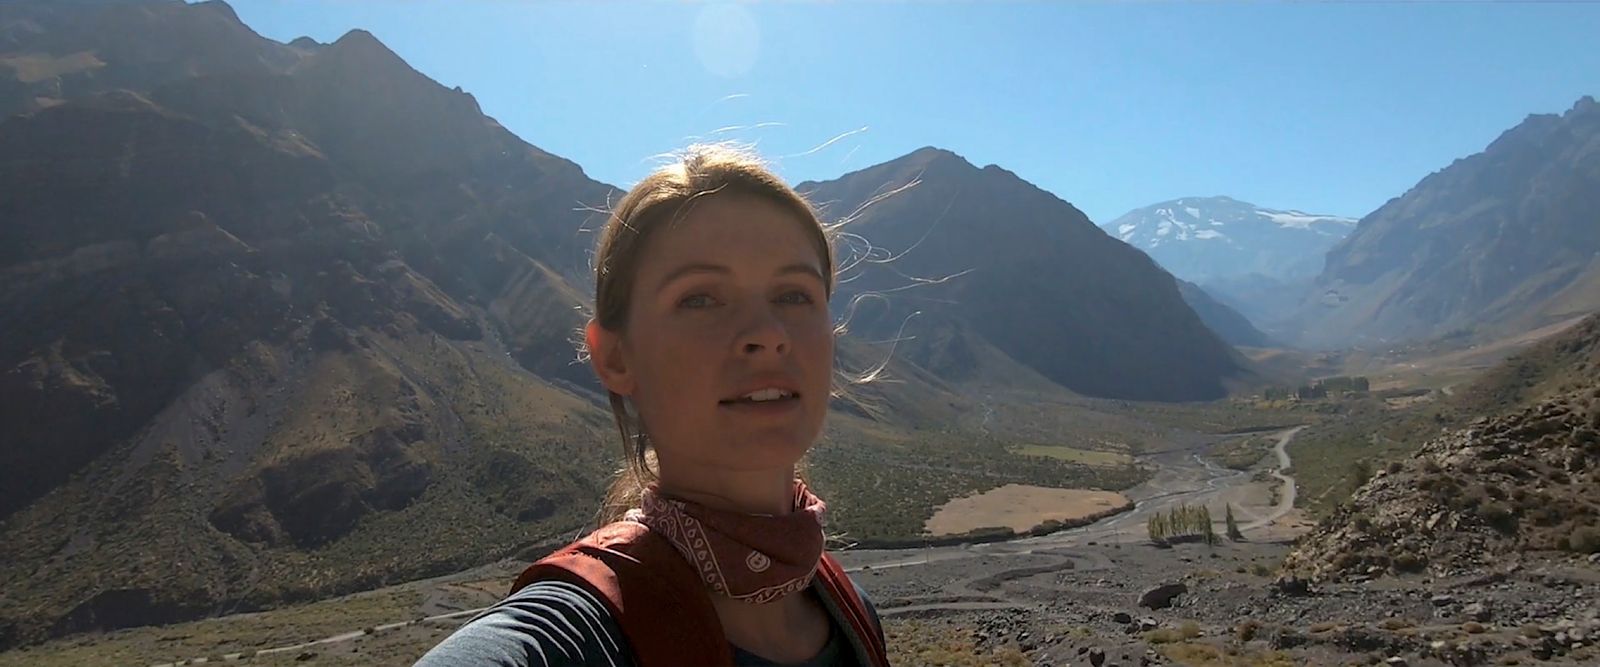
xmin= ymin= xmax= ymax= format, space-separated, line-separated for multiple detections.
xmin=644 ymin=194 xmax=824 ymax=273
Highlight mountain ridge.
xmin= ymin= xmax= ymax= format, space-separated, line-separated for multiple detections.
xmin=1294 ymin=94 xmax=1600 ymax=348
xmin=801 ymin=146 xmax=1249 ymax=402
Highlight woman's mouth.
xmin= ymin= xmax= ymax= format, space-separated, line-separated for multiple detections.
xmin=726 ymin=388 xmax=796 ymax=402
xmin=719 ymin=388 xmax=801 ymax=416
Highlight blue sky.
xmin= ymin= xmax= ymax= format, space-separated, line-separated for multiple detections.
xmin=224 ymin=1 xmax=1600 ymax=223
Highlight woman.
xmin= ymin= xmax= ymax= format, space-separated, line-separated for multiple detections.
xmin=417 ymin=145 xmax=890 ymax=667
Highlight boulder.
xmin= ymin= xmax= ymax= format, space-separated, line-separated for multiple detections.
xmin=1138 ymin=583 xmax=1188 ymax=609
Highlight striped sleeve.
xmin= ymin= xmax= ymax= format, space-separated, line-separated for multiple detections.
xmin=414 ymin=580 xmax=634 ymax=667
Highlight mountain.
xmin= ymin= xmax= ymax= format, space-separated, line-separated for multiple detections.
xmin=799 ymin=148 xmax=1248 ymax=402
xmin=1175 ymin=279 xmax=1272 ymax=347
xmin=1104 ymin=196 xmax=1356 ymax=284
xmin=0 ymin=0 xmax=299 ymax=118
xmin=0 ymin=1 xmax=1174 ymax=648
xmin=1103 ymin=197 xmax=1355 ymax=332
xmin=1292 ymin=96 xmax=1600 ymax=348
xmin=0 ymin=0 xmax=635 ymax=648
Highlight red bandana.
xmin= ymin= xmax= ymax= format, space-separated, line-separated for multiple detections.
xmin=625 ymin=480 xmax=827 ymax=605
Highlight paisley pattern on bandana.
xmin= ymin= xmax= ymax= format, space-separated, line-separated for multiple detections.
xmin=625 ymin=480 xmax=827 ymax=605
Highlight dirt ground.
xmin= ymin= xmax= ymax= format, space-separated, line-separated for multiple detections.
xmin=925 ymin=484 xmax=1132 ymax=535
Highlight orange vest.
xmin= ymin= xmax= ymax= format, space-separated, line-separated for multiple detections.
xmin=511 ymin=521 xmax=890 ymax=667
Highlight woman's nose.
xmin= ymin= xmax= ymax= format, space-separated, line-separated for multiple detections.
xmin=738 ymin=307 xmax=790 ymax=356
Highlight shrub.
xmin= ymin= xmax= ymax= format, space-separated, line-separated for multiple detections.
xmin=1147 ymin=628 xmax=1183 ymax=644
xmin=1393 ymin=551 xmax=1426 ymax=572
xmin=1478 ymin=501 xmax=1517 ymax=532
xmin=1180 ymin=621 xmax=1201 ymax=639
xmin=1569 ymin=526 xmax=1600 ymax=554
xmin=1237 ymin=619 xmax=1261 ymax=642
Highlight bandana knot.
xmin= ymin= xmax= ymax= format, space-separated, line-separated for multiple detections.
xmin=625 ymin=480 xmax=826 ymax=605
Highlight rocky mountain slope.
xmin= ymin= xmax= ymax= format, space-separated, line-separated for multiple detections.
xmin=801 ymin=148 xmax=1248 ymax=402
xmin=1285 ymin=392 xmax=1600 ymax=582
xmin=1292 ymin=96 xmax=1600 ymax=348
xmin=0 ymin=1 xmax=629 ymax=647
xmin=1286 ymin=312 xmax=1600 ymax=583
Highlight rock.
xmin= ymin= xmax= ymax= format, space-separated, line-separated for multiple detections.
xmin=1271 ymin=575 xmax=1313 ymax=597
xmin=1138 ymin=583 xmax=1188 ymax=609
xmin=1588 ymin=552 xmax=1600 ymax=565
xmin=1090 ymin=647 xmax=1106 ymax=667
xmin=1270 ymin=627 xmax=1307 ymax=650
xmin=1139 ymin=617 xmax=1159 ymax=632
xmin=1113 ymin=611 xmax=1133 ymax=624
xmin=1384 ymin=657 xmax=1409 ymax=667
xmin=1463 ymin=602 xmax=1491 ymax=622
xmin=1431 ymin=594 xmax=1455 ymax=607
xmin=295 ymin=652 xmax=317 ymax=662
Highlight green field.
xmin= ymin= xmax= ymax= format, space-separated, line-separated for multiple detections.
xmin=1010 ymin=444 xmax=1133 ymax=467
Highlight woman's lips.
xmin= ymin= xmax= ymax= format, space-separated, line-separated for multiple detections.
xmin=718 ymin=394 xmax=802 ymax=417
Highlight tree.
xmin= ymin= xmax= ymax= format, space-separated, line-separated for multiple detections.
xmin=1225 ymin=504 xmax=1244 ymax=541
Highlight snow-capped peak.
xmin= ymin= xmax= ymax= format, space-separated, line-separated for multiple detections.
xmin=1102 ymin=196 xmax=1359 ymax=284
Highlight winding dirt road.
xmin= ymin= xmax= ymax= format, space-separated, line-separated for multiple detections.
xmin=1242 ymin=425 xmax=1304 ymax=532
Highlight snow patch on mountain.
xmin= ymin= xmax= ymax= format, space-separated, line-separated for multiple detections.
xmin=1262 ymin=210 xmax=1357 ymax=232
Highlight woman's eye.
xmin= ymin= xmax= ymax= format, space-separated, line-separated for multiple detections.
xmin=777 ymin=290 xmax=814 ymax=305
xmin=678 ymin=293 xmax=716 ymax=309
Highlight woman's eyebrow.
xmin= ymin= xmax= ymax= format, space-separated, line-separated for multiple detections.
xmin=776 ymin=263 xmax=827 ymax=284
xmin=656 ymin=263 xmax=729 ymax=294
xmin=656 ymin=262 xmax=824 ymax=294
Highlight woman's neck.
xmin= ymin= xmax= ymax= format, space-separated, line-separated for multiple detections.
xmin=656 ymin=465 xmax=796 ymax=515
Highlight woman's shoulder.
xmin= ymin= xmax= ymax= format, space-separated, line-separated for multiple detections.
xmin=413 ymin=580 xmax=632 ymax=667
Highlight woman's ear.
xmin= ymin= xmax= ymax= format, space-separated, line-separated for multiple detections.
xmin=586 ymin=320 xmax=636 ymax=396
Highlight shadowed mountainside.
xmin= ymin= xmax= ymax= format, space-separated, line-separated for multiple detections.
xmin=801 ymin=148 xmax=1248 ymax=402
xmin=1292 ymin=96 xmax=1600 ymax=348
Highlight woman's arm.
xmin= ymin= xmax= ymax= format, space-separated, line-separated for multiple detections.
xmin=414 ymin=580 xmax=634 ymax=667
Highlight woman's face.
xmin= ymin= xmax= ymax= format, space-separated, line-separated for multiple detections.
xmin=593 ymin=193 xmax=834 ymax=476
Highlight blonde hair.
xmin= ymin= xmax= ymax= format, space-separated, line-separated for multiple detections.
xmin=589 ymin=145 xmax=836 ymax=524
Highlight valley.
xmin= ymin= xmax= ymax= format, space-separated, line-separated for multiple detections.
xmin=0 ymin=415 xmax=1310 ymax=666
xmin=2 ymin=2 xmax=1598 ymax=666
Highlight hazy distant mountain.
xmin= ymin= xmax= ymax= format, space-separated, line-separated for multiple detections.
xmin=801 ymin=148 xmax=1248 ymax=402
xmin=1292 ymin=96 xmax=1600 ymax=348
xmin=1104 ymin=196 xmax=1356 ymax=285
xmin=1174 ymin=279 xmax=1272 ymax=348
